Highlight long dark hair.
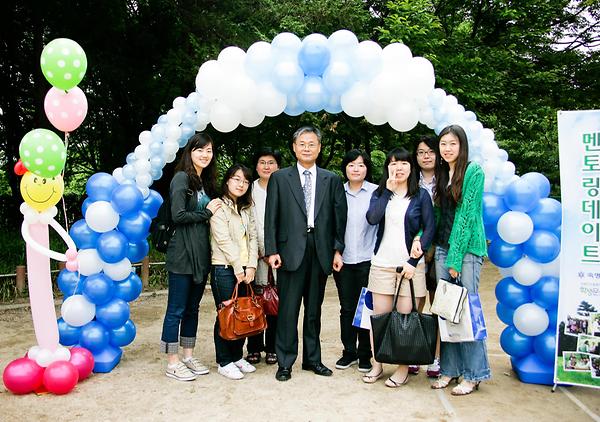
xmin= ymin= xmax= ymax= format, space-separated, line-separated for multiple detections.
xmin=341 ymin=149 xmax=372 ymax=182
xmin=376 ymin=148 xmax=419 ymax=198
xmin=434 ymin=125 xmax=469 ymax=206
xmin=174 ymin=133 xmax=218 ymax=197
xmin=220 ymin=164 xmax=253 ymax=212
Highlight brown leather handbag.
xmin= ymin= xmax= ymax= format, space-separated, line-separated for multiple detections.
xmin=218 ymin=282 xmax=267 ymax=340
xmin=260 ymin=267 xmax=279 ymax=316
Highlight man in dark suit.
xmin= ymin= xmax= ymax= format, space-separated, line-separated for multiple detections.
xmin=265 ymin=126 xmax=347 ymax=381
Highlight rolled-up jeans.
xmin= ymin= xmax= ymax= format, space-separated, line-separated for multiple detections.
xmin=435 ymin=246 xmax=491 ymax=382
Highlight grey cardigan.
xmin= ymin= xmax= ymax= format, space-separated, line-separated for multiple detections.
xmin=165 ymin=171 xmax=213 ymax=284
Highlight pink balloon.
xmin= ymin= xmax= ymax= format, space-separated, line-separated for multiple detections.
xmin=2 ymin=357 xmax=44 ymax=394
xmin=69 ymin=347 xmax=95 ymax=381
xmin=44 ymin=86 xmax=88 ymax=132
xmin=43 ymin=361 xmax=79 ymax=395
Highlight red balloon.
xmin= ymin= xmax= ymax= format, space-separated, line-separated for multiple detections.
xmin=14 ymin=160 xmax=27 ymax=176
xmin=69 ymin=347 xmax=95 ymax=381
xmin=2 ymin=357 xmax=44 ymax=395
xmin=43 ymin=361 xmax=79 ymax=395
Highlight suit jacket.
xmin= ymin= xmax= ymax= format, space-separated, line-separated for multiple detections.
xmin=264 ymin=165 xmax=347 ymax=274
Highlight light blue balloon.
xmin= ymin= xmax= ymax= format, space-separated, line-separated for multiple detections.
xmin=181 ymin=124 xmax=195 ymax=140
xmin=182 ymin=110 xmax=196 ymax=126
xmin=149 ymin=141 xmax=163 ymax=157
xmin=298 ymin=34 xmax=330 ymax=76
xmin=272 ymin=61 xmax=304 ymax=95
xmin=126 ymin=153 xmax=137 ymax=165
xmin=323 ymin=60 xmax=354 ymax=94
xmin=150 ymin=155 xmax=166 ymax=170
xmin=464 ymin=110 xmax=477 ymax=122
xmin=284 ymin=93 xmax=304 ymax=116
xmin=185 ymin=92 xmax=201 ymax=111
xmin=122 ymin=164 xmax=136 ymax=180
xmin=151 ymin=123 xmax=166 ymax=141
xmin=150 ymin=168 xmax=163 ymax=181
xmin=298 ymin=76 xmax=328 ymax=112
xmin=157 ymin=114 xmax=168 ymax=124
xmin=324 ymin=93 xmax=342 ymax=114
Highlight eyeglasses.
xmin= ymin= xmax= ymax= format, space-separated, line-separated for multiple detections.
xmin=229 ymin=177 xmax=250 ymax=187
xmin=296 ymin=143 xmax=318 ymax=150
xmin=417 ymin=150 xmax=435 ymax=158
xmin=258 ymin=160 xmax=277 ymax=167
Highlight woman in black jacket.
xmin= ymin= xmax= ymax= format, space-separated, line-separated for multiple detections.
xmin=160 ymin=133 xmax=221 ymax=381
xmin=361 ymin=148 xmax=435 ymax=387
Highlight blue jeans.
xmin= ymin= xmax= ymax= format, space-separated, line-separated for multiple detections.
xmin=435 ymin=247 xmax=491 ymax=382
xmin=211 ymin=266 xmax=247 ymax=366
xmin=160 ymin=272 xmax=207 ymax=354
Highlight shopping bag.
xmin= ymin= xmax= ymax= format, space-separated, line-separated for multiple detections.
xmin=439 ymin=293 xmax=487 ymax=343
xmin=352 ymin=287 xmax=373 ymax=330
xmin=430 ymin=278 xmax=468 ymax=323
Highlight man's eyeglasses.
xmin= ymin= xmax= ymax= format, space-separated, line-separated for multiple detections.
xmin=417 ymin=150 xmax=435 ymax=158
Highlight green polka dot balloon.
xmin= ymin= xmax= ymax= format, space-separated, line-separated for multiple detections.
xmin=40 ymin=38 xmax=87 ymax=91
xmin=19 ymin=129 xmax=66 ymax=178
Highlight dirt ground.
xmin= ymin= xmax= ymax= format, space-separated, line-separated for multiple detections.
xmin=1 ymin=263 xmax=599 ymax=422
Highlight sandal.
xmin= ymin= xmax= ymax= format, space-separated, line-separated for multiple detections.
xmin=385 ymin=373 xmax=409 ymax=388
xmin=265 ymin=353 xmax=278 ymax=365
xmin=451 ymin=380 xmax=480 ymax=396
xmin=431 ymin=376 xmax=460 ymax=389
xmin=362 ymin=368 xmax=383 ymax=384
xmin=246 ymin=352 xmax=261 ymax=364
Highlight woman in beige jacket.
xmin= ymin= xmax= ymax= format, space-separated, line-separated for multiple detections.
xmin=210 ymin=164 xmax=258 ymax=380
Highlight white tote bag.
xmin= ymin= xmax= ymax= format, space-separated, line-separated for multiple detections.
xmin=430 ymin=278 xmax=468 ymax=323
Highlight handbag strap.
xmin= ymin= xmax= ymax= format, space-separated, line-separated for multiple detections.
xmin=394 ymin=276 xmax=418 ymax=312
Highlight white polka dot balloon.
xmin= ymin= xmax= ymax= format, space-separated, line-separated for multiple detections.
xmin=18 ymin=129 xmax=66 ymax=177
xmin=40 ymin=38 xmax=87 ymax=91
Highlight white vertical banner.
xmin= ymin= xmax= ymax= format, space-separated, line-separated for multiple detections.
xmin=555 ymin=110 xmax=600 ymax=388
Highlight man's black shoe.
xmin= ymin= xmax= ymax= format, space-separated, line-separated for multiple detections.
xmin=301 ymin=362 xmax=333 ymax=376
xmin=335 ymin=355 xmax=358 ymax=370
xmin=276 ymin=366 xmax=292 ymax=381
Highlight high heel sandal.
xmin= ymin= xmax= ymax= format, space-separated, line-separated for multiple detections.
xmin=430 ymin=376 xmax=460 ymax=389
xmin=451 ymin=380 xmax=480 ymax=396
xmin=385 ymin=373 xmax=409 ymax=388
xmin=362 ymin=368 xmax=383 ymax=384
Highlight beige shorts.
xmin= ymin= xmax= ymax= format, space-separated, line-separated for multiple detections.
xmin=367 ymin=263 xmax=427 ymax=297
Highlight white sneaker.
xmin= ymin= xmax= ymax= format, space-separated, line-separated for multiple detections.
xmin=166 ymin=362 xmax=198 ymax=381
xmin=234 ymin=358 xmax=257 ymax=373
xmin=182 ymin=357 xmax=209 ymax=375
xmin=218 ymin=362 xmax=244 ymax=380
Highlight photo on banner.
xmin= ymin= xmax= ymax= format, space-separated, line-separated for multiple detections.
xmin=555 ymin=110 xmax=600 ymax=389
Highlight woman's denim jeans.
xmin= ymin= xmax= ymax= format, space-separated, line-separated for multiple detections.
xmin=160 ymin=272 xmax=207 ymax=354
xmin=435 ymin=247 xmax=491 ymax=382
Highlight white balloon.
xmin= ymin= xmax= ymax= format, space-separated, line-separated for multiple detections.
xmin=78 ymin=248 xmax=103 ymax=276
xmin=340 ymin=82 xmax=369 ymax=117
xmin=35 ymin=349 xmax=54 ymax=367
xmin=498 ymin=161 xmax=516 ymax=179
xmin=513 ymin=303 xmax=549 ymax=336
xmin=195 ymin=60 xmax=224 ymax=100
xmin=61 ymin=294 xmax=96 ymax=327
xmin=240 ymin=108 xmax=265 ymax=128
xmin=165 ymin=124 xmax=182 ymax=141
xmin=353 ymin=40 xmax=383 ymax=81
xmin=255 ymin=82 xmax=287 ymax=116
xmin=136 ymin=172 xmax=153 ymax=188
xmin=382 ymin=43 xmax=412 ymax=70
xmin=388 ymin=100 xmax=419 ymax=132
xmin=52 ymin=346 xmax=71 ymax=362
xmin=134 ymin=144 xmax=150 ymax=160
xmin=328 ymin=29 xmax=359 ymax=61
xmin=103 ymin=258 xmax=132 ymax=281
xmin=166 ymin=108 xmax=183 ymax=126
xmin=364 ymin=103 xmax=388 ymax=126
xmin=499 ymin=266 xmax=513 ymax=278
xmin=172 ymin=96 xmax=186 ymax=110
xmin=220 ymin=73 xmax=257 ymax=111
xmin=427 ymin=88 xmax=446 ymax=108
xmin=85 ymin=201 xmax=119 ymax=233
xmin=138 ymin=130 xmax=153 ymax=145
xmin=512 ymin=256 xmax=543 ymax=286
xmin=497 ymin=211 xmax=534 ymax=244
xmin=134 ymin=159 xmax=151 ymax=174
xmin=218 ymin=46 xmax=246 ymax=72
xmin=271 ymin=32 xmax=302 ymax=61
xmin=245 ymin=41 xmax=273 ymax=81
xmin=112 ymin=167 xmax=125 ymax=184
xmin=210 ymin=102 xmax=241 ymax=133
xmin=28 ymin=345 xmax=41 ymax=360
xmin=163 ymin=140 xmax=180 ymax=156
xmin=322 ymin=60 xmax=355 ymax=95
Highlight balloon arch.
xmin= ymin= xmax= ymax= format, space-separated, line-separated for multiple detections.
xmin=8 ymin=31 xmax=563 ymax=393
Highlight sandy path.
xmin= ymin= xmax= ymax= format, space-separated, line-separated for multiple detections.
xmin=1 ymin=263 xmax=599 ymax=421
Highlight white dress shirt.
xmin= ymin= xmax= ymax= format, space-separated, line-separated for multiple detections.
xmin=297 ymin=162 xmax=317 ymax=228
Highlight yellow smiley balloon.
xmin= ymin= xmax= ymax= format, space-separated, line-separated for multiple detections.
xmin=20 ymin=171 xmax=64 ymax=212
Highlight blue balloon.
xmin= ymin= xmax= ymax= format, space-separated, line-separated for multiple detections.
xmin=488 ymin=238 xmax=523 ymax=268
xmin=531 ymin=276 xmax=559 ymax=310
xmin=157 ymin=114 xmax=168 ymax=124
xmin=83 ymin=273 xmax=115 ymax=305
xmin=150 ymin=168 xmax=163 ymax=181
xmin=324 ymin=93 xmax=343 ymax=114
xmin=298 ymin=76 xmax=328 ymax=112
xmin=298 ymin=34 xmax=331 ymax=76
xmin=554 ymin=225 xmax=561 ymax=241
xmin=122 ymin=164 xmax=136 ymax=180
xmin=81 ymin=198 xmax=94 ymax=216
xmin=484 ymin=223 xmax=499 ymax=242
xmin=69 ymin=219 xmax=100 ymax=250
xmin=97 ymin=230 xmax=129 ymax=264
xmin=533 ymin=329 xmax=556 ymax=365
xmin=141 ymin=190 xmax=163 ymax=219
xmin=86 ymin=172 xmax=119 ymax=201
xmin=126 ymin=153 xmax=137 ymax=165
xmin=57 ymin=269 xmax=85 ymax=297
xmin=127 ymin=240 xmax=149 ymax=263
xmin=57 ymin=317 xmax=81 ymax=346
xmin=182 ymin=110 xmax=197 ymax=126
xmin=117 ymin=211 xmax=152 ymax=242
xmin=186 ymin=92 xmax=201 ymax=110
xmin=80 ymin=321 xmax=110 ymax=352
xmin=114 ymin=272 xmax=143 ymax=302
xmin=500 ymin=325 xmax=534 ymax=358
xmin=109 ymin=319 xmax=137 ymax=347
xmin=548 ymin=308 xmax=558 ymax=329
xmin=96 ymin=298 xmax=130 ymax=329
xmin=504 ymin=178 xmax=541 ymax=212
xmin=272 ymin=61 xmax=304 ymax=95
xmin=149 ymin=141 xmax=164 ymax=157
xmin=111 ymin=184 xmax=144 ymax=216
xmin=496 ymin=302 xmax=514 ymax=325
xmin=284 ymin=93 xmax=305 ymax=116
xmin=523 ymin=230 xmax=560 ymax=263
xmin=482 ymin=192 xmax=509 ymax=226
xmin=495 ymin=277 xmax=532 ymax=309
xmin=522 ymin=172 xmax=551 ymax=199
xmin=528 ymin=198 xmax=561 ymax=231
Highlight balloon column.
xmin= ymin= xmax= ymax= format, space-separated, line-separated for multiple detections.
xmin=3 ymin=38 xmax=95 ymax=395
xmin=487 ymin=174 xmax=561 ymax=385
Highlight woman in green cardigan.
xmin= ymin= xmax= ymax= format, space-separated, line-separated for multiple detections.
xmin=430 ymin=125 xmax=490 ymax=395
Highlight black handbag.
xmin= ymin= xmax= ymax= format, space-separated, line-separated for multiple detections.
xmin=370 ymin=275 xmax=438 ymax=365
